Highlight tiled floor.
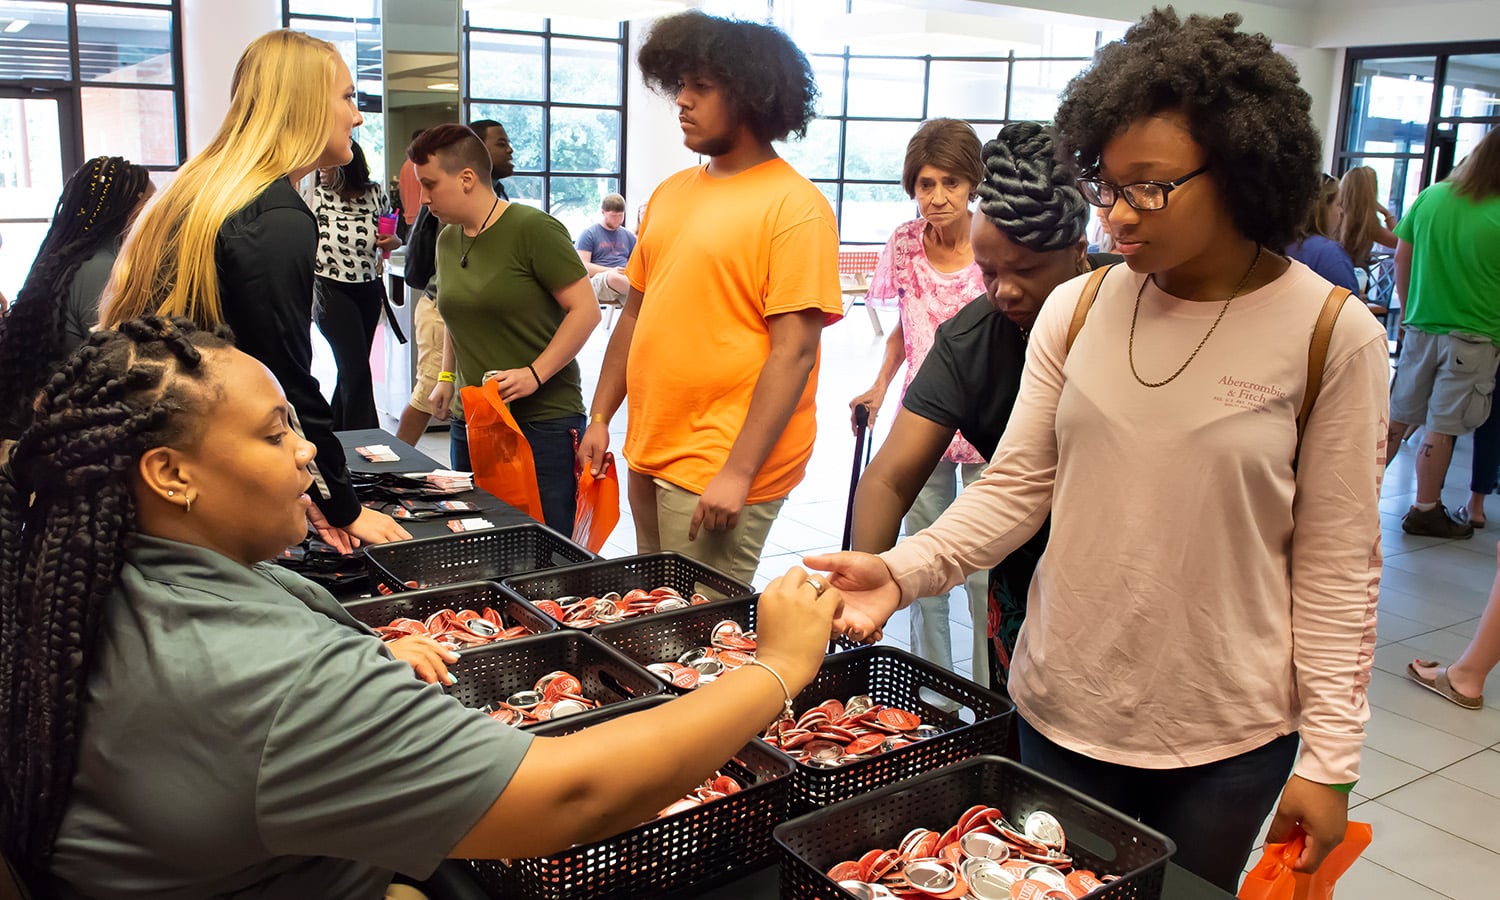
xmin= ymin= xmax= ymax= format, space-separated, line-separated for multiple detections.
xmin=392 ymin=308 xmax=1500 ymax=898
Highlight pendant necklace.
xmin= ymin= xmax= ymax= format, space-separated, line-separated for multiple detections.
xmin=460 ymin=195 xmax=501 ymax=268
xmin=1128 ymin=244 xmax=1262 ymax=388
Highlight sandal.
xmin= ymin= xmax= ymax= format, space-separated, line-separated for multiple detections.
xmin=1406 ymin=659 xmax=1484 ymax=710
xmin=1458 ymin=506 xmax=1487 ymax=529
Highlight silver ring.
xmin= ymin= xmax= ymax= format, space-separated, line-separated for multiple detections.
xmin=806 ymin=574 xmax=829 ymax=596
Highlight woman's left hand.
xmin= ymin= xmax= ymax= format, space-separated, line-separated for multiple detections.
xmin=485 ymin=368 xmax=540 ymax=402
xmin=387 ymin=634 xmax=460 ymax=685
xmin=375 ymin=233 xmax=403 ymax=252
xmin=1266 ymin=774 xmax=1349 ymax=873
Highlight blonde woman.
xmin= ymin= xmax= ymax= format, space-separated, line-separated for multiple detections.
xmin=1336 ymin=166 xmax=1399 ymax=268
xmin=101 ymin=29 xmax=409 ymax=551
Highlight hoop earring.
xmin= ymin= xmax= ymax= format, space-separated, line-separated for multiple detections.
xmin=183 ymin=494 xmax=193 ymax=514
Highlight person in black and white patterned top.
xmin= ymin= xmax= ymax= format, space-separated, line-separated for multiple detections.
xmin=311 ymin=139 xmax=401 ymax=430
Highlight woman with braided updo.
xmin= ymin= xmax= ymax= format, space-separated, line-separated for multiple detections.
xmin=850 ymin=121 xmax=1108 ymax=692
xmin=0 ymin=156 xmax=152 ymax=441
xmin=848 ymin=118 xmax=988 ymax=681
xmin=814 ymin=8 xmax=1389 ymax=889
xmin=99 ymin=29 xmax=409 ymax=553
xmin=0 ymin=318 xmax=839 ymax=897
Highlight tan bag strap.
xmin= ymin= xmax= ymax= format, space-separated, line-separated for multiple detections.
xmin=1066 ymin=264 xmax=1115 ymax=354
xmin=1293 ymin=286 xmax=1353 ymax=469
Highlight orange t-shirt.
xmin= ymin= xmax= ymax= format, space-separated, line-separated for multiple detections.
xmin=623 ymin=158 xmax=842 ymax=503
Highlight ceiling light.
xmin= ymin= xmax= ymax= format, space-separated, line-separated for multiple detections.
xmin=3 ymin=19 xmax=29 ymax=33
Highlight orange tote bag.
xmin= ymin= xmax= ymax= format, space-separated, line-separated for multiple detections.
xmin=460 ymin=382 xmax=544 ymax=523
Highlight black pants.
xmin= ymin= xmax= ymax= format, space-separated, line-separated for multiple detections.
xmin=1017 ymin=717 xmax=1298 ymax=893
xmin=314 ymin=276 xmax=384 ymax=431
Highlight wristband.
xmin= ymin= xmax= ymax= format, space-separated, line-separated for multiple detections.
xmin=437 ymin=371 xmax=456 ymax=383
xmin=744 ymin=658 xmax=795 ymax=728
xmin=590 ymin=412 xmax=609 ymax=426
xmin=527 ymin=364 xmax=542 ymax=387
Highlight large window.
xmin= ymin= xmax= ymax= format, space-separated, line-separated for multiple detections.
xmin=1336 ymin=42 xmax=1500 ymax=219
xmin=0 ymin=0 xmax=183 ymax=297
xmin=464 ymin=9 xmax=626 ymax=239
xmin=284 ymin=1 xmax=385 ymax=188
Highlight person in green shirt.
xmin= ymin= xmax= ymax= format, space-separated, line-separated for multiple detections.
xmin=1386 ymin=127 xmax=1500 ymax=538
xmin=411 ymin=124 xmax=601 ymax=535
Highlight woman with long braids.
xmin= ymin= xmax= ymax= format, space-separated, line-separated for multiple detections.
xmin=99 ymin=29 xmax=408 ymax=552
xmin=850 ymin=122 xmax=1110 ymax=691
xmin=811 ymin=9 xmax=1389 ymax=890
xmin=0 ymin=156 xmax=152 ymax=441
xmin=0 ymin=318 xmax=838 ymax=896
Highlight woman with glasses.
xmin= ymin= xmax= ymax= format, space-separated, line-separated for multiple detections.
xmin=809 ymin=10 xmax=1388 ymax=891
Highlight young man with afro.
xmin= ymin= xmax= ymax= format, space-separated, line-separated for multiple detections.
xmin=578 ymin=11 xmax=842 ymax=584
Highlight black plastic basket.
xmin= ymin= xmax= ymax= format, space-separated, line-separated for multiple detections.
xmin=592 ymin=596 xmax=758 ymax=690
xmin=342 ymin=580 xmax=558 ymax=643
xmin=362 ymin=523 xmax=594 ymax=593
xmin=442 ymin=631 xmax=664 ymax=726
xmin=768 ymin=645 xmax=1013 ymax=812
xmin=500 ymin=552 xmax=754 ymax=631
xmin=467 ymin=695 xmax=794 ymax=900
xmin=776 ymin=755 xmax=1175 ymax=900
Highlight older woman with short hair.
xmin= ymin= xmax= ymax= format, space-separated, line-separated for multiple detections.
xmin=848 ymin=117 xmax=990 ymax=682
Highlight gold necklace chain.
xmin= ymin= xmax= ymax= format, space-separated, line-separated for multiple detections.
xmin=1127 ymin=245 xmax=1263 ymax=389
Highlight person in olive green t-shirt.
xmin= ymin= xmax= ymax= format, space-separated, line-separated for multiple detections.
xmin=413 ymin=125 xmax=601 ymax=534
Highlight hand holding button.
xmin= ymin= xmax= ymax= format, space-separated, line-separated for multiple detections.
xmin=756 ymin=566 xmax=841 ymax=694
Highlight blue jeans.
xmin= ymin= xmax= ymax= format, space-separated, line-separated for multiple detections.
xmin=450 ymin=414 xmax=584 ymax=536
xmin=1017 ymin=717 xmax=1298 ymax=893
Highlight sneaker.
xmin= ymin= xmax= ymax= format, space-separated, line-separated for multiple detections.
xmin=1402 ymin=503 xmax=1475 ymax=538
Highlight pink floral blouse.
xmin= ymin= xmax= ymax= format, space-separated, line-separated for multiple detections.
xmin=866 ymin=218 xmax=986 ymax=464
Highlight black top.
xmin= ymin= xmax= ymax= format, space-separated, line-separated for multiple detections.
xmin=217 ymin=176 xmax=361 ymax=526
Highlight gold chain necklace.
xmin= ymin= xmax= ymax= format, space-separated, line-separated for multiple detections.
xmin=1128 ymin=245 xmax=1263 ymax=389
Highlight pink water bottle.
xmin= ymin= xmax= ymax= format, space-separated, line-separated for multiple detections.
xmin=377 ymin=211 xmax=398 ymax=258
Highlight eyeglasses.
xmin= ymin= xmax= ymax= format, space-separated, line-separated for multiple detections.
xmin=1076 ymin=163 xmax=1211 ymax=211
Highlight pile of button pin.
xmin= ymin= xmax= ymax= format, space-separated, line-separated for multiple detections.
xmin=533 ymin=586 xmax=712 ymax=628
xmin=761 ymin=696 xmax=942 ymax=768
xmin=372 ymin=607 xmax=532 ymax=649
xmin=483 ymin=670 xmax=598 ymax=726
xmin=825 ymin=804 xmax=1116 ymax=899
xmin=645 ymin=619 xmax=758 ymax=689
xmin=655 ymin=770 xmax=745 ymax=819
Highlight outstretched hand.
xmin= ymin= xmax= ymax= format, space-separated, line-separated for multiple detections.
xmin=801 ymin=550 xmax=902 ymax=644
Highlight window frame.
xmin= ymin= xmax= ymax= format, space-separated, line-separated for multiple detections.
xmin=0 ymin=0 xmax=186 ymax=174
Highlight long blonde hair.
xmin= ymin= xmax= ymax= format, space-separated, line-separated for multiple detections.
xmin=101 ymin=30 xmax=341 ymax=328
xmin=1336 ymin=166 xmax=1385 ymax=267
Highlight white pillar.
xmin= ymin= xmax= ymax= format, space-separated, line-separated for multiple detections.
xmin=181 ymin=0 xmax=281 ymax=155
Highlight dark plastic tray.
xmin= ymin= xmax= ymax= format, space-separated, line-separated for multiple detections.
xmin=500 ymin=552 xmax=753 ymax=631
xmin=362 ymin=523 xmax=594 ymax=593
xmin=767 ymin=645 xmax=1013 ymax=812
xmin=592 ymin=595 xmax=758 ymax=690
xmin=442 ymin=630 xmax=663 ymax=727
xmin=776 ymin=755 xmax=1175 ymax=900
xmin=467 ymin=695 xmax=794 ymax=900
xmin=342 ymin=580 xmax=557 ymax=643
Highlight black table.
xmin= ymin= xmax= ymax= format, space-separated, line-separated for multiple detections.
xmin=338 ymin=427 xmax=533 ymax=541
xmin=691 ymin=861 xmax=1234 ymax=899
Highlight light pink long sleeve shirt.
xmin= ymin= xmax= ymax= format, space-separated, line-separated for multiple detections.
xmin=881 ymin=261 xmax=1387 ymax=784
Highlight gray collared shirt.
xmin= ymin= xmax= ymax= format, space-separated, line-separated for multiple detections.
xmin=50 ymin=535 xmax=530 ymax=899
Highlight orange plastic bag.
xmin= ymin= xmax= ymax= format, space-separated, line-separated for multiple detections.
xmin=460 ymin=382 xmax=544 ymax=523
xmin=572 ymin=451 xmax=621 ymax=552
xmin=1239 ymin=822 xmax=1373 ymax=900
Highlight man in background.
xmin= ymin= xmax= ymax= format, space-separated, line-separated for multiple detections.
xmin=468 ymin=118 xmax=513 ymax=200
xmin=577 ymin=11 xmax=842 ymax=584
xmin=576 ymin=193 xmax=635 ymax=309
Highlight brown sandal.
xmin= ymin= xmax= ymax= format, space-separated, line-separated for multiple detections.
xmin=1407 ymin=659 xmax=1484 ymax=710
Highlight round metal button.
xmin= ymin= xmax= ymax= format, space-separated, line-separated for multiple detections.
xmin=549 ymin=698 xmax=590 ymax=718
xmin=506 ymin=690 xmax=542 ymax=709
xmin=959 ymin=830 xmax=1010 ymax=862
xmin=1024 ymin=810 xmax=1065 ymax=849
xmin=903 ymin=859 xmax=956 ymax=894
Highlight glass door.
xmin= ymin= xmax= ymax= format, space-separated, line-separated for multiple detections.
xmin=0 ymin=88 xmax=75 ymax=302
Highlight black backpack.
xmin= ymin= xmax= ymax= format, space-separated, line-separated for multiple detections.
xmin=404 ymin=205 xmax=440 ymax=292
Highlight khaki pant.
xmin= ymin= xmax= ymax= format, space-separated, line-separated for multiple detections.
xmin=629 ymin=469 xmax=784 ymax=585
